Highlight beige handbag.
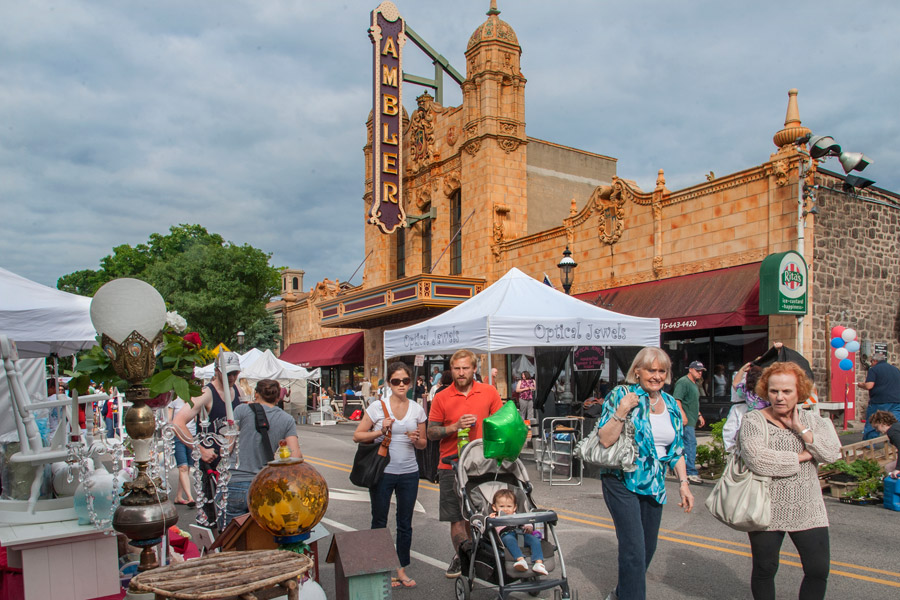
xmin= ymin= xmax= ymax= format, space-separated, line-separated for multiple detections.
xmin=705 ymin=410 xmax=771 ymax=531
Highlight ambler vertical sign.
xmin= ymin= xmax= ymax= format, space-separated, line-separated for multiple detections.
xmin=369 ymin=2 xmax=406 ymax=234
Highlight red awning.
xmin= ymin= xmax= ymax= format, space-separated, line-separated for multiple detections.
xmin=575 ymin=263 xmax=766 ymax=333
xmin=279 ymin=332 xmax=364 ymax=368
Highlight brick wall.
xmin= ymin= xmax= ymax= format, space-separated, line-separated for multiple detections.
xmin=811 ymin=171 xmax=900 ymax=404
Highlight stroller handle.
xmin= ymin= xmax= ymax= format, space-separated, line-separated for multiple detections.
xmin=441 ymin=453 xmax=459 ymax=465
xmin=485 ymin=510 xmax=558 ymax=528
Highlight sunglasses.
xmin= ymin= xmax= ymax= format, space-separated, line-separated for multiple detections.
xmin=390 ymin=377 xmax=412 ymax=386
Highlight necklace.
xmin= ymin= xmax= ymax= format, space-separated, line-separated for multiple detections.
xmin=648 ymin=394 xmax=661 ymax=408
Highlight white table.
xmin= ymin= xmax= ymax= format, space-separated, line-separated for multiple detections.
xmin=0 ymin=518 xmax=119 ymax=600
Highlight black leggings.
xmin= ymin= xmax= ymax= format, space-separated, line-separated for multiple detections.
xmin=748 ymin=527 xmax=830 ymax=600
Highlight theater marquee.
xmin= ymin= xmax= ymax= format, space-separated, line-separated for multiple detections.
xmin=368 ymin=2 xmax=406 ymax=234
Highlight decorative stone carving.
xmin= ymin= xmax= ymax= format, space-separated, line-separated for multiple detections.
xmin=409 ymin=92 xmax=437 ymax=173
xmin=443 ymin=171 xmax=461 ymax=197
xmin=418 ymin=281 xmax=432 ymax=298
xmin=464 ymin=139 xmax=481 ymax=156
xmin=414 ymin=188 xmax=430 ymax=210
xmin=446 ymin=125 xmax=459 ymax=147
xmin=498 ymin=137 xmax=519 ymax=153
xmin=771 ymin=159 xmax=790 ymax=187
xmin=466 ymin=124 xmax=478 ymax=139
xmin=499 ymin=121 xmax=517 ymax=135
xmin=652 ymin=256 xmax=663 ymax=278
xmin=590 ymin=182 xmax=626 ymax=245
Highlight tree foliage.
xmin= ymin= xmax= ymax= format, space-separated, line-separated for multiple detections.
xmin=57 ymin=224 xmax=280 ymax=348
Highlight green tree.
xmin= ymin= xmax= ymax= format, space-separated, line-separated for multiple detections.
xmin=240 ymin=313 xmax=282 ymax=352
xmin=57 ymin=224 xmax=280 ymax=348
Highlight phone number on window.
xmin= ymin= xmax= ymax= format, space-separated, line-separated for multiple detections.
xmin=660 ymin=320 xmax=698 ymax=330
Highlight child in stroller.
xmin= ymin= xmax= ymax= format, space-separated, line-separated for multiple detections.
xmin=450 ymin=439 xmax=575 ymax=600
xmin=490 ymin=489 xmax=548 ymax=575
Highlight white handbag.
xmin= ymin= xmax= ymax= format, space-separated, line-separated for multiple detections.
xmin=705 ymin=410 xmax=771 ymax=532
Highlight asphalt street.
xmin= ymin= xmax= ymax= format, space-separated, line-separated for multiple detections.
xmin=175 ymin=423 xmax=900 ymax=599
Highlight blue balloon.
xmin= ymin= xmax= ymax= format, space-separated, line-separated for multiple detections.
xmin=845 ymin=340 xmax=861 ymax=353
xmin=831 ymin=337 xmax=845 ymax=349
xmin=838 ymin=358 xmax=854 ymax=371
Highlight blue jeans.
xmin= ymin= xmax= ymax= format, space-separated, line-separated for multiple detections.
xmin=500 ymin=529 xmax=543 ymax=562
xmin=220 ymin=480 xmax=251 ymax=531
xmin=602 ymin=475 xmax=663 ymax=600
xmin=369 ymin=471 xmax=419 ymax=567
xmin=173 ymin=438 xmax=194 ymax=467
xmin=683 ymin=426 xmax=698 ymax=476
xmin=863 ymin=402 xmax=900 ymax=440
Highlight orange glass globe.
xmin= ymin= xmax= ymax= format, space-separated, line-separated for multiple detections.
xmin=248 ymin=452 xmax=329 ymax=541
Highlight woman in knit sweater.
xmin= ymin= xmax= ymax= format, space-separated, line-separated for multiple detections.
xmin=737 ymin=362 xmax=840 ymax=600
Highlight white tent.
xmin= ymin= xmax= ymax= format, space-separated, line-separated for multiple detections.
xmin=384 ymin=267 xmax=660 ymax=358
xmin=193 ymin=347 xmax=264 ymax=379
xmin=240 ymin=350 xmax=315 ymax=382
xmin=0 ymin=267 xmax=96 ymax=358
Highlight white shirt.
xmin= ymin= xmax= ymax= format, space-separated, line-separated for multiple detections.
xmin=648 ymin=409 xmax=676 ymax=459
xmin=365 ymin=399 xmax=427 ymax=475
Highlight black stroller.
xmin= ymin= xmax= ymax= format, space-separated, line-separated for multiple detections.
xmin=448 ymin=439 xmax=577 ymax=600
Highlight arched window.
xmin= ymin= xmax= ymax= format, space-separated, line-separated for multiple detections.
xmin=293 ymin=277 xmax=299 ymax=290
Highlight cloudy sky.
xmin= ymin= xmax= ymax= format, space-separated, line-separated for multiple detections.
xmin=2 ymin=0 xmax=898 ymax=292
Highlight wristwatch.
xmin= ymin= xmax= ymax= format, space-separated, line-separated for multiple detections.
xmin=611 ymin=414 xmax=626 ymax=423
xmin=800 ymin=428 xmax=811 ymax=436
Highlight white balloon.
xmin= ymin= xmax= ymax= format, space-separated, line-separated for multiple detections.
xmin=845 ymin=340 xmax=861 ymax=353
xmin=841 ymin=328 xmax=857 ymax=342
xmin=834 ymin=347 xmax=849 ymax=360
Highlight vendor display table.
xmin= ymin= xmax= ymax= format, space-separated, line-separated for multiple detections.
xmin=0 ymin=518 xmax=119 ymax=600
xmin=128 ymin=549 xmax=312 ymax=600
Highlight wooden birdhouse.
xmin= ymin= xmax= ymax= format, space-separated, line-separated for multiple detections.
xmin=326 ymin=528 xmax=399 ymax=600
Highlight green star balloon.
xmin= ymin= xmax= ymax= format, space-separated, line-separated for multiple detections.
xmin=482 ymin=401 xmax=528 ymax=462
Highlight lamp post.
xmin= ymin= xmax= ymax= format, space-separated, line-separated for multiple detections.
xmin=237 ymin=330 xmax=245 ymax=351
xmin=792 ymin=132 xmax=874 ymax=356
xmin=89 ymin=278 xmax=178 ymax=572
xmin=557 ymin=246 xmax=577 ymax=295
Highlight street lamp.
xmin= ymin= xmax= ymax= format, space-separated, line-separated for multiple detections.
xmin=557 ymin=246 xmax=577 ymax=295
xmin=237 ymin=330 xmax=245 ymax=350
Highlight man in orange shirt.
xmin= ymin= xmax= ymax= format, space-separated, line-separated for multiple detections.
xmin=427 ymin=349 xmax=504 ymax=578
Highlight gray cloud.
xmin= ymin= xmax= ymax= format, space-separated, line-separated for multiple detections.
xmin=2 ymin=0 xmax=898 ymax=291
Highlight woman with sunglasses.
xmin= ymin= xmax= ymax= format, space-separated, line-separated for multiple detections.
xmin=353 ymin=361 xmax=428 ymax=589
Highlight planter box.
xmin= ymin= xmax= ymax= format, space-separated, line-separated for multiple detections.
xmin=828 ymin=480 xmax=859 ymax=498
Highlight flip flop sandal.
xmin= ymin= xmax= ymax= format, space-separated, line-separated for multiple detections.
xmin=397 ymin=578 xmax=416 ymax=588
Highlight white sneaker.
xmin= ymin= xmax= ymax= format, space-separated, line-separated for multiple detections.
xmin=531 ymin=562 xmax=548 ymax=576
xmin=688 ymin=475 xmax=703 ymax=485
xmin=513 ymin=557 xmax=528 ymax=571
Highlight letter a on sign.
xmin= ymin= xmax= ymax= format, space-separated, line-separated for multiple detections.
xmin=368 ymin=2 xmax=406 ymax=234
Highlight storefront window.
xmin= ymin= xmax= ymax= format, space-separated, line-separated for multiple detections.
xmin=662 ymin=326 xmax=768 ymax=408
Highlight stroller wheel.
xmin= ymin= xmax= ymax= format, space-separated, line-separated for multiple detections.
xmin=454 ymin=575 xmax=471 ymax=600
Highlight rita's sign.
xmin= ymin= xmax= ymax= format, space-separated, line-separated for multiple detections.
xmin=759 ymin=251 xmax=808 ymax=315
xmin=368 ymin=2 xmax=406 ymax=234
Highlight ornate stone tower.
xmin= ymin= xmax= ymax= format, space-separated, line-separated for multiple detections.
xmin=460 ymin=0 xmax=528 ymax=272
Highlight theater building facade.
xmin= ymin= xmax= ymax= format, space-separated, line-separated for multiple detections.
xmin=272 ymin=2 xmax=900 ymax=416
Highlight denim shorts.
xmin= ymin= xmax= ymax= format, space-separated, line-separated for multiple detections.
xmin=173 ymin=438 xmax=194 ymax=467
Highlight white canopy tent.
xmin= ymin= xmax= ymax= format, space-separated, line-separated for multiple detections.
xmin=0 ymin=267 xmax=96 ymax=358
xmin=1 ymin=267 xmax=97 ymax=445
xmin=193 ymin=347 xmax=264 ymax=380
xmin=384 ymin=267 xmax=660 ymax=359
xmin=240 ymin=350 xmax=317 ymax=382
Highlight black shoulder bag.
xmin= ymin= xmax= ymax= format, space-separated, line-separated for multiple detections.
xmin=249 ymin=403 xmax=274 ymax=462
xmin=349 ymin=400 xmax=392 ymax=488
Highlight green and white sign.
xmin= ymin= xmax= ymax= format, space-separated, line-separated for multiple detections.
xmin=759 ymin=251 xmax=808 ymax=315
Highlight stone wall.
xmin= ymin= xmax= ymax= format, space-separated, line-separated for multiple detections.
xmin=811 ymin=170 xmax=900 ymax=405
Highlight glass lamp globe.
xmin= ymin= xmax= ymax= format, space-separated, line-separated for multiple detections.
xmin=248 ymin=445 xmax=329 ymax=544
xmin=90 ymin=278 xmax=167 ymax=343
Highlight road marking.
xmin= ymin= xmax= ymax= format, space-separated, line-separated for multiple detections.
xmin=328 ymin=487 xmax=425 ymax=513
xmin=306 ymin=455 xmax=900 ymax=588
